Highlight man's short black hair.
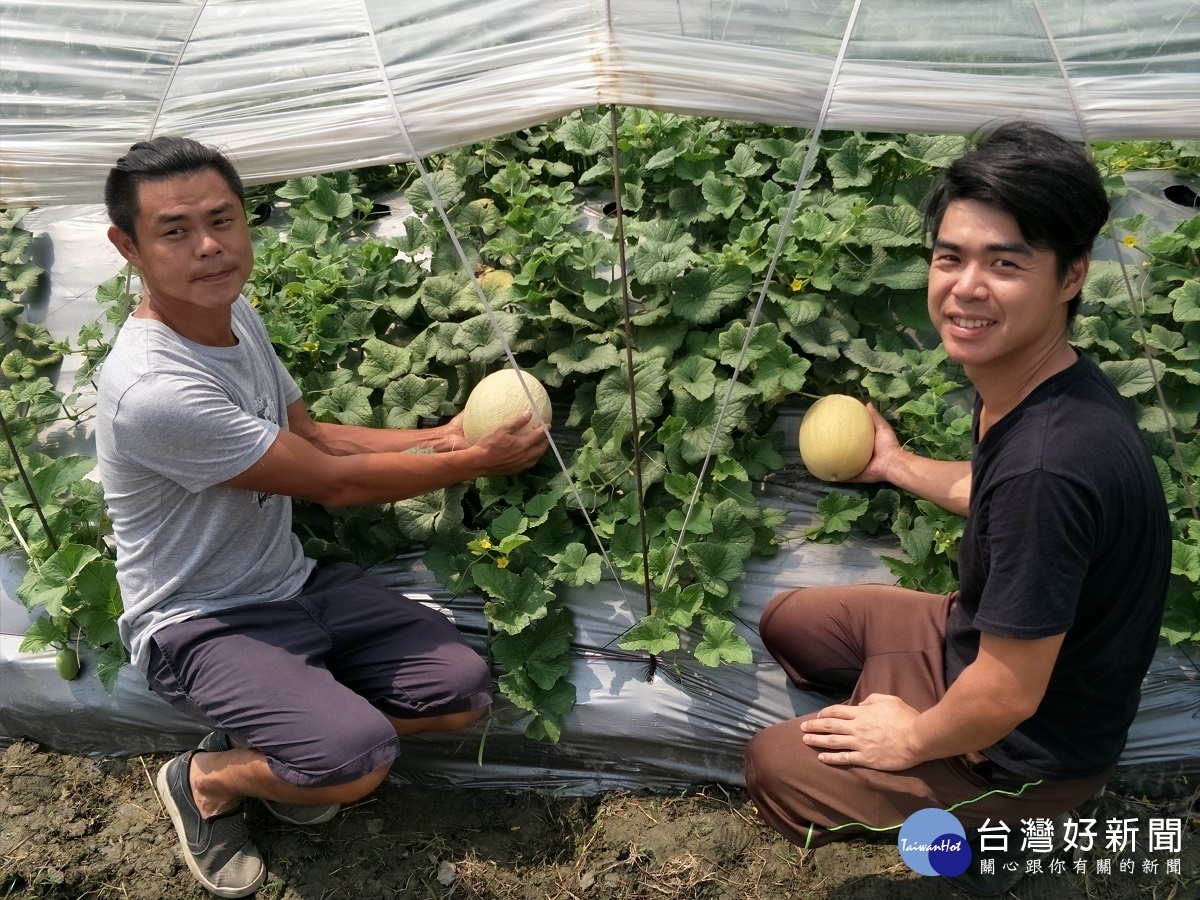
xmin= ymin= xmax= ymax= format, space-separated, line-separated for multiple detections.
xmin=923 ymin=121 xmax=1109 ymax=320
xmin=104 ymin=136 xmax=245 ymax=241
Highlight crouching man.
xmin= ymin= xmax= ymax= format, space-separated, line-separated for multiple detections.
xmin=97 ymin=136 xmax=547 ymax=898
xmin=744 ymin=122 xmax=1170 ymax=895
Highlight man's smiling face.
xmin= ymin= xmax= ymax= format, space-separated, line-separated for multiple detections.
xmin=927 ymin=199 xmax=1085 ymax=376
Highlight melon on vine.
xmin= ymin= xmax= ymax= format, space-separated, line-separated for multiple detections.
xmin=798 ymin=394 xmax=874 ymax=482
xmin=462 ymin=369 xmax=552 ymax=445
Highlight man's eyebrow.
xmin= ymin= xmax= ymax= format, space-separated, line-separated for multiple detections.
xmin=151 ymin=201 xmax=235 ymax=226
xmin=933 ymin=238 xmax=1034 ymax=255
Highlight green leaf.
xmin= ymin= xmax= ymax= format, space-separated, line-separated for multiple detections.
xmin=548 ymin=543 xmax=603 ymax=587
xmin=726 ymin=143 xmax=769 ymax=179
xmin=357 ymin=338 xmax=411 ymax=387
xmin=791 ymin=316 xmax=850 ymax=360
xmin=1098 ymin=358 xmax=1157 ymax=397
xmin=854 ymin=204 xmax=922 ymax=248
xmin=654 ymin=583 xmax=705 ymax=628
xmin=827 ymin=135 xmax=878 ymax=189
xmin=310 ymin=382 xmax=374 ymax=425
xmin=1170 ymin=281 xmax=1200 ymax=323
xmin=304 ymin=179 xmax=354 ymax=221
xmin=17 ymin=543 xmax=101 ymax=615
xmin=553 ymin=116 xmax=608 ymax=156
xmin=420 ymin=273 xmax=474 ymax=320
xmin=394 ymin=485 xmax=466 ymax=540
xmin=668 ymin=356 xmax=718 ymax=401
xmin=1081 ymin=261 xmax=1132 ymax=309
xmin=1171 ymin=539 xmax=1200 ymax=580
xmin=498 ymin=672 xmax=576 ymax=743
xmin=406 ymin=170 xmax=465 ymax=215
xmin=33 ymin=458 xmax=100 ymax=508
xmin=670 ymin=264 xmax=752 ymax=324
xmin=492 ymin=607 xmax=573 ymax=691
xmin=286 ymin=216 xmax=329 ymax=250
xmin=592 ymin=358 xmax=668 ymax=445
xmin=477 ymin=567 xmax=554 ymax=634
xmin=843 ymin=339 xmax=907 ymax=376
xmin=381 ymin=375 xmax=448 ymax=428
xmin=694 ymin=618 xmax=753 ymax=667
xmin=630 ymin=220 xmax=696 ymax=285
xmin=2 ymin=350 xmax=36 ymax=381
xmin=548 ymin=341 xmax=621 ymax=376
xmin=618 ymin=615 xmax=680 ymax=654
xmin=18 ymin=615 xmax=63 ymax=653
xmin=4 ymin=261 xmax=44 ymax=296
xmin=710 ymin=498 xmax=756 ymax=557
xmin=686 ymin=542 xmax=744 ymax=595
xmin=806 ymin=491 xmax=869 ymax=539
xmin=898 ymin=134 xmax=970 ymax=167
xmin=97 ymin=643 xmax=130 ymax=693
xmin=452 ymin=311 xmax=520 ymax=363
xmin=750 ymin=345 xmax=810 ymax=404
xmin=715 ymin=321 xmax=780 ymax=368
xmin=701 ymin=174 xmax=746 ymax=219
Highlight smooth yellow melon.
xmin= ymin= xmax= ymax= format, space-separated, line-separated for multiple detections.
xmin=798 ymin=395 xmax=874 ymax=482
xmin=462 ymin=369 xmax=552 ymax=445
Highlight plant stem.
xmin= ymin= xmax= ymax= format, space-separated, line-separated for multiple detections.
xmin=0 ymin=404 xmax=58 ymax=553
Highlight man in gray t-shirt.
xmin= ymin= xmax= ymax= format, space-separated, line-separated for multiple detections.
xmin=98 ymin=136 xmax=547 ymax=899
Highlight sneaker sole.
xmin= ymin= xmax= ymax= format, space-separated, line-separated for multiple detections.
xmin=156 ymin=760 xmax=266 ymax=899
xmin=263 ymin=800 xmax=341 ymax=825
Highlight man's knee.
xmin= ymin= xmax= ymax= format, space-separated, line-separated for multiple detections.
xmin=266 ymin=714 xmax=399 ymax=789
xmin=317 ymin=761 xmax=392 ymax=804
xmin=760 ymin=587 xmax=825 ymax=655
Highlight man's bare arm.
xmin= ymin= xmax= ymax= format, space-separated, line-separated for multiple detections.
xmin=225 ymin=401 xmax=545 ymax=507
xmin=800 ymin=631 xmax=1065 ymax=770
xmin=853 ymin=404 xmax=971 ymax=516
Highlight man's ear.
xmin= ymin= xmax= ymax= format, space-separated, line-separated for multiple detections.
xmin=1061 ymin=253 xmax=1090 ymax=303
xmin=107 ymin=224 xmax=140 ymax=268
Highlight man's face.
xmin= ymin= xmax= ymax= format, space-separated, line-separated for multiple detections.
xmin=107 ymin=168 xmax=253 ymax=314
xmin=927 ymin=199 xmax=1087 ymax=373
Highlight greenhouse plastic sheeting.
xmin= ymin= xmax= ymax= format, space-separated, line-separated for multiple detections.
xmin=3 ymin=0 xmax=1200 ymax=206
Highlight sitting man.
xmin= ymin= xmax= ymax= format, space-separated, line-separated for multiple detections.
xmin=97 ymin=136 xmax=547 ymax=899
xmin=745 ymin=122 xmax=1170 ymax=893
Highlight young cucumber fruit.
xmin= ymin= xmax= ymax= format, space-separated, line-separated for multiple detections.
xmin=55 ymin=646 xmax=80 ymax=681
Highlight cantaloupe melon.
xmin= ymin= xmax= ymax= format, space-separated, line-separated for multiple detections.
xmin=462 ymin=369 xmax=552 ymax=445
xmin=798 ymin=394 xmax=874 ymax=482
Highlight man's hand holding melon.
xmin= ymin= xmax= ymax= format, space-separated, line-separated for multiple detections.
xmin=799 ymin=395 xmax=884 ymax=483
xmin=459 ymin=369 xmax=551 ymax=476
xmin=799 ymin=393 xmax=970 ymax=515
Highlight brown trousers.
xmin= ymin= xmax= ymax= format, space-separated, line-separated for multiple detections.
xmin=744 ymin=584 xmax=1112 ymax=849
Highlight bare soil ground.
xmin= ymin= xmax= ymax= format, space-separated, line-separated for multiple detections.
xmin=1 ymin=741 xmax=1196 ymax=900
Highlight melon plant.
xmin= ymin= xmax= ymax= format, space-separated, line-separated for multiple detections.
xmin=4 ymin=113 xmax=1197 ymax=727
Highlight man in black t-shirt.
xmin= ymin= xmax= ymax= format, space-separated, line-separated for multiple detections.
xmin=745 ymin=123 xmax=1170 ymax=892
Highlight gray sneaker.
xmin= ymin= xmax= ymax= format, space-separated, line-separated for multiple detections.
xmin=198 ymin=732 xmax=341 ymax=826
xmin=155 ymin=751 xmax=265 ymax=899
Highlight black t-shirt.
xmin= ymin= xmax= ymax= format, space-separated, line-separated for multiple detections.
xmin=946 ymin=351 xmax=1170 ymax=780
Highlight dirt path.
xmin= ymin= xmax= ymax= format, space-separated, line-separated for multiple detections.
xmin=2 ymin=741 xmax=1196 ymax=899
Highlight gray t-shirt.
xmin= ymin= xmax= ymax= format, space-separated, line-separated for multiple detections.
xmin=95 ymin=297 xmax=313 ymax=673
